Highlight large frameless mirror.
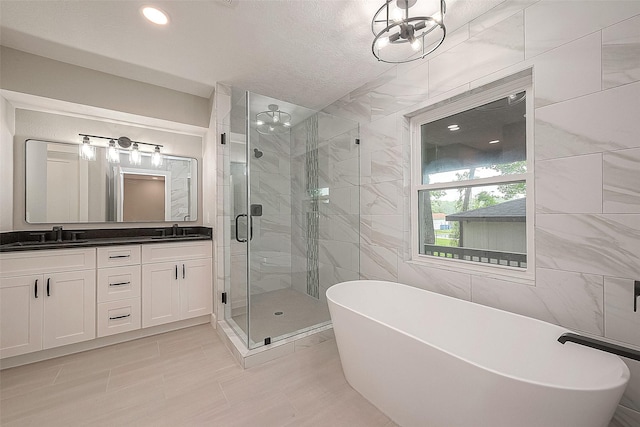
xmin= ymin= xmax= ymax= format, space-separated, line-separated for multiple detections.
xmin=25 ymin=139 xmax=198 ymax=223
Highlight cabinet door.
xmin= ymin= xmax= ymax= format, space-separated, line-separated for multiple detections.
xmin=180 ymin=258 xmax=213 ymax=320
xmin=142 ymin=262 xmax=180 ymax=327
xmin=42 ymin=270 xmax=96 ymax=349
xmin=0 ymin=275 xmax=43 ymax=358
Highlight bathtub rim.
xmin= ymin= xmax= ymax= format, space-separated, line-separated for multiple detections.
xmin=327 ymin=279 xmax=630 ymax=393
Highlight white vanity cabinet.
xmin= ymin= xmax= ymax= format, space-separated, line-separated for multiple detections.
xmin=0 ymin=248 xmax=96 ymax=358
xmin=96 ymin=246 xmax=142 ymax=337
xmin=141 ymin=241 xmax=212 ymax=328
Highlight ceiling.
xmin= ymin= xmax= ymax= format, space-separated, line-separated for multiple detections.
xmin=0 ymin=0 xmax=505 ymax=111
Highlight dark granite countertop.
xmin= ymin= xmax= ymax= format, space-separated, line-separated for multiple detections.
xmin=0 ymin=226 xmax=213 ymax=252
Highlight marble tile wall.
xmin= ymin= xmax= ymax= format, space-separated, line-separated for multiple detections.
xmin=320 ymin=2 xmax=640 ymax=423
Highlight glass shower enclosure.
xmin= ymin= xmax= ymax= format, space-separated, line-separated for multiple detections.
xmin=222 ymin=90 xmax=359 ymax=350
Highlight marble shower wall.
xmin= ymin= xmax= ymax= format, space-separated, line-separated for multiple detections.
xmin=322 ymin=2 xmax=640 ymax=425
xmin=290 ymin=112 xmax=360 ymax=303
xmin=248 ymin=130 xmax=293 ymax=295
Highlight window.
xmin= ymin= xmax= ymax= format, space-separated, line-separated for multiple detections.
xmin=411 ymin=78 xmax=533 ymax=274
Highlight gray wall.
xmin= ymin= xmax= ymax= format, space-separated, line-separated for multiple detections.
xmin=0 ymin=47 xmax=210 ymax=127
xmin=322 ymin=2 xmax=640 ymax=425
xmin=0 ymin=97 xmax=15 ymax=231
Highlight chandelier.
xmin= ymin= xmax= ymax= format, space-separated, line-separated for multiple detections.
xmin=372 ymin=0 xmax=446 ymax=64
xmin=256 ymin=104 xmax=291 ymax=135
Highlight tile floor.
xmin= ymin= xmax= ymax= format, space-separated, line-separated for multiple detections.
xmin=0 ymin=324 xmax=396 ymax=426
xmin=231 ymin=288 xmax=331 ymax=345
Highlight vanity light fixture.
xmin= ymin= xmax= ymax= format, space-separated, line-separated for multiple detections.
xmin=142 ymin=6 xmax=169 ymax=25
xmin=79 ymin=135 xmax=96 ymax=161
xmin=78 ymin=134 xmax=163 ymax=166
xmin=372 ymin=0 xmax=446 ymax=64
xmin=256 ymin=104 xmax=292 ymax=135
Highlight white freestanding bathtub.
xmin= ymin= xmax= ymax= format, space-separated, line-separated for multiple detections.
xmin=327 ymin=280 xmax=630 ymax=427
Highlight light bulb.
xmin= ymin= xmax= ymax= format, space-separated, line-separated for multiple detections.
xmin=284 ymin=122 xmax=291 ymax=127
xmin=107 ymin=139 xmax=120 ymax=163
xmin=273 ymin=114 xmax=279 ymax=123
xmin=256 ymin=120 xmax=264 ymax=126
xmin=411 ymin=38 xmax=422 ymax=51
xmin=377 ymin=36 xmax=390 ymax=49
xmin=152 ymin=146 xmax=163 ymax=167
xmin=130 ymin=143 xmax=142 ymax=165
xmin=391 ymin=7 xmax=404 ymax=22
xmin=79 ymin=136 xmax=95 ymax=161
xmin=269 ymin=126 xmax=275 ymax=132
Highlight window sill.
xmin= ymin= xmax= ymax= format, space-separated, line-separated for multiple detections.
xmin=408 ymin=255 xmax=535 ymax=286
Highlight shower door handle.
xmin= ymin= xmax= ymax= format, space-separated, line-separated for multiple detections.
xmin=234 ymin=214 xmax=254 ymax=243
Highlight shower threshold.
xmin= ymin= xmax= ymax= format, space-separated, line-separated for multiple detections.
xmin=216 ymin=319 xmax=334 ymax=369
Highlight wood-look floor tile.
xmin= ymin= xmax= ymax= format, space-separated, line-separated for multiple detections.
xmin=192 ymin=390 xmax=297 ymax=427
xmin=0 ymin=365 xmax=62 ymax=400
xmin=0 ymin=324 xmax=393 ymax=426
xmin=0 ymin=370 xmax=109 ymax=424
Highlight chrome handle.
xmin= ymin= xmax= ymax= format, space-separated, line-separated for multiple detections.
xmin=109 ymin=281 xmax=131 ymax=287
xmin=175 ymin=265 xmax=178 ymax=280
xmin=34 ymin=279 xmax=38 ymax=299
xmin=109 ymin=314 xmax=131 ymax=320
xmin=46 ymin=278 xmax=50 ymax=297
xmin=182 ymin=264 xmax=185 ymax=279
xmin=109 ymin=254 xmax=130 ymax=259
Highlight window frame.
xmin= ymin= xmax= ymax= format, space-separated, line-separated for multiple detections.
xmin=410 ymin=77 xmax=535 ymax=282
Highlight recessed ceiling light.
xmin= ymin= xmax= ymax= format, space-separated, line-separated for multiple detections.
xmin=447 ymin=124 xmax=460 ymax=131
xmin=142 ymin=6 xmax=169 ymax=25
xmin=489 ymin=140 xmax=500 ymax=144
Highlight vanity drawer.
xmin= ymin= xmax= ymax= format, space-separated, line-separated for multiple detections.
xmin=97 ymin=265 xmax=141 ymax=303
xmin=97 ymin=246 xmax=141 ymax=268
xmin=97 ymin=298 xmax=141 ymax=337
xmin=142 ymin=241 xmax=212 ymax=264
xmin=0 ymin=248 xmax=95 ymax=278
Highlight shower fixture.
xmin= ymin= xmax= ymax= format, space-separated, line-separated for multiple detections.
xmin=253 ymin=148 xmax=264 ymax=158
xmin=372 ymin=0 xmax=446 ymax=64
xmin=255 ymin=104 xmax=291 ymax=135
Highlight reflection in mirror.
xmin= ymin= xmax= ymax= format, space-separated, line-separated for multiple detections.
xmin=25 ymin=139 xmax=198 ymax=223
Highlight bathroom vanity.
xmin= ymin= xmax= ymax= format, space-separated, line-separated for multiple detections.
xmin=0 ymin=227 xmax=213 ymax=359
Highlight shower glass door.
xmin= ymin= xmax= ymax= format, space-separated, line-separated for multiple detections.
xmin=225 ymin=89 xmax=359 ymax=350
xmin=223 ymin=91 xmax=249 ymax=347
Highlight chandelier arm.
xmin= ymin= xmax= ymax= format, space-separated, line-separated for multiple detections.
xmin=371 ymin=0 xmax=395 ymax=36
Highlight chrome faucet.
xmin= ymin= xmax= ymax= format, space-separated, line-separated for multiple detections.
xmin=52 ymin=226 xmax=63 ymax=242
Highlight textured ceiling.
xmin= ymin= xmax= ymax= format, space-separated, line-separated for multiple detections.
xmin=0 ymin=0 xmax=505 ymax=111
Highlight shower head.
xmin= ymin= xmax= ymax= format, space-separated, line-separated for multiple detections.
xmin=254 ymin=148 xmax=263 ymax=158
